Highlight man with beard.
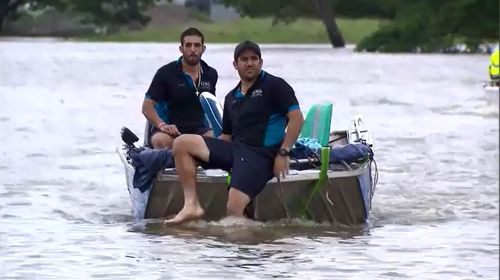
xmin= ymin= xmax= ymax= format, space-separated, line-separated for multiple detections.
xmin=142 ymin=27 xmax=218 ymax=149
xmin=165 ymin=41 xmax=304 ymax=224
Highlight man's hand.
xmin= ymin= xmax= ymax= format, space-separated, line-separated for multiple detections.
xmin=159 ymin=123 xmax=181 ymax=136
xmin=273 ymin=155 xmax=289 ymax=179
xmin=218 ymin=133 xmax=232 ymax=142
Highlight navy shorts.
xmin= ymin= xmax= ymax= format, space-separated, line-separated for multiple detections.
xmin=201 ymin=137 xmax=277 ymax=199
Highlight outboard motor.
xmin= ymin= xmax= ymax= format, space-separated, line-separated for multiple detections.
xmin=121 ymin=127 xmax=139 ymax=148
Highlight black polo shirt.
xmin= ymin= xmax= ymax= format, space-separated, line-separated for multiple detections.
xmin=222 ymin=71 xmax=300 ymax=147
xmin=146 ymin=58 xmax=218 ymax=130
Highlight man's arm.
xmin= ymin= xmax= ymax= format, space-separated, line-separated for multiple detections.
xmin=142 ymin=98 xmax=165 ymax=128
xmin=143 ymin=67 xmax=172 ymax=129
xmin=273 ymin=109 xmax=304 ymax=179
xmin=280 ymin=109 xmax=304 ymax=151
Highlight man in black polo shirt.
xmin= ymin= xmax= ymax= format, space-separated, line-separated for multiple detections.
xmin=166 ymin=41 xmax=304 ymax=224
xmin=142 ymin=27 xmax=218 ymax=149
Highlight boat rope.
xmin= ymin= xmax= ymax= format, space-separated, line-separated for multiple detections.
xmin=325 ymin=190 xmax=334 ymax=206
xmin=369 ymin=157 xmax=379 ymax=205
xmin=277 ymin=177 xmax=291 ymax=223
xmin=328 ymin=136 xmax=344 ymax=144
xmin=322 ymin=177 xmax=340 ymax=226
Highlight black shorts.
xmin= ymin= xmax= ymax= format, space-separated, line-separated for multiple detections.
xmin=150 ymin=125 xmax=212 ymax=139
xmin=201 ymin=137 xmax=278 ymax=199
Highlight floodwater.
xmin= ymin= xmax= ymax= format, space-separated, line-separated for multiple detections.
xmin=0 ymin=41 xmax=498 ymax=279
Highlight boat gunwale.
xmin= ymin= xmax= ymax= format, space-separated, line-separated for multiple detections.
xmin=156 ymin=162 xmax=370 ymax=183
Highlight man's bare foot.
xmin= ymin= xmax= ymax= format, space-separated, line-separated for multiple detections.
xmin=164 ymin=206 xmax=204 ymax=225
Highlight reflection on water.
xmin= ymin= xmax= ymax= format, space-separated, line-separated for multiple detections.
xmin=0 ymin=41 xmax=498 ymax=279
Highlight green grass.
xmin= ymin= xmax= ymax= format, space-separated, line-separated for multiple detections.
xmin=82 ymin=17 xmax=385 ymax=44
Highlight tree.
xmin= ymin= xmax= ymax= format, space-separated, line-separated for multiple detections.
xmin=313 ymin=0 xmax=344 ymax=48
xmin=356 ymin=0 xmax=499 ymax=52
xmin=1 ymin=0 xmax=28 ymax=32
xmin=220 ymin=0 xmax=498 ymax=52
xmin=219 ymin=0 xmax=405 ymax=47
xmin=0 ymin=0 xmax=68 ymax=32
xmin=220 ymin=0 xmax=347 ymax=47
xmin=0 ymin=0 xmax=156 ymax=34
xmin=70 ymin=0 xmax=155 ymax=27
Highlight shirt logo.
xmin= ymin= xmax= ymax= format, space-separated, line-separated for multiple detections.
xmin=177 ymin=82 xmax=186 ymax=87
xmin=251 ymin=89 xmax=263 ymax=97
xmin=200 ymin=81 xmax=212 ymax=91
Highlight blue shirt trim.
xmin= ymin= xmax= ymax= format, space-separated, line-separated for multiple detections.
xmin=234 ymin=90 xmax=244 ymax=98
xmin=288 ymin=105 xmax=300 ymax=112
xmin=264 ymin=113 xmax=286 ymax=146
xmin=145 ymin=93 xmax=169 ymax=122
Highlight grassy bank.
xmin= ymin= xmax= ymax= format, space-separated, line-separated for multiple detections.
xmin=82 ymin=17 xmax=385 ymax=44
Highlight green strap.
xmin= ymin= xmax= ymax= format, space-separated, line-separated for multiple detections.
xmin=300 ymin=147 xmax=330 ymax=218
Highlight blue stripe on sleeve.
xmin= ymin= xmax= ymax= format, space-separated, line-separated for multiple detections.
xmin=288 ymin=105 xmax=300 ymax=112
xmin=263 ymin=113 xmax=286 ymax=146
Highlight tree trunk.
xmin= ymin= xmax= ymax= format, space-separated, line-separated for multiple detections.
xmin=312 ymin=0 xmax=345 ymax=48
xmin=0 ymin=0 xmax=10 ymax=32
xmin=0 ymin=0 xmax=25 ymax=33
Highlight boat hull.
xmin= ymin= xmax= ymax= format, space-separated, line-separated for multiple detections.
xmin=118 ymin=131 xmax=375 ymax=225
xmin=484 ymin=85 xmax=499 ymax=94
xmin=142 ymin=166 xmax=373 ymax=225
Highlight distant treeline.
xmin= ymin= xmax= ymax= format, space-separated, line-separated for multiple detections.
xmin=220 ymin=0 xmax=499 ymax=52
xmin=0 ymin=0 xmax=155 ymax=32
xmin=1 ymin=0 xmax=498 ymax=52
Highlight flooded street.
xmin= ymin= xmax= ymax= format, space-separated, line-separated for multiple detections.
xmin=0 ymin=42 xmax=498 ymax=279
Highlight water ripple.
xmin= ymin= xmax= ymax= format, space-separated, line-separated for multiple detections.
xmin=0 ymin=42 xmax=497 ymax=280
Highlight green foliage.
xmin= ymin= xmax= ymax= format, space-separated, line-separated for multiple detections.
xmin=332 ymin=0 xmax=400 ymax=18
xmin=220 ymin=0 xmax=315 ymax=23
xmin=68 ymin=0 xmax=155 ymax=26
xmin=28 ymin=0 xmax=68 ymax=11
xmin=356 ymin=0 xmax=499 ymax=52
xmin=220 ymin=0 xmax=399 ymax=23
xmin=221 ymin=0 xmax=498 ymax=52
xmin=1 ymin=0 xmax=157 ymax=32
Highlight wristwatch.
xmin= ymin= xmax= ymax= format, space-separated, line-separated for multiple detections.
xmin=278 ymin=148 xmax=290 ymax=157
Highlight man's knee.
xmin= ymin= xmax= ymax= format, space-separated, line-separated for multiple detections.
xmin=151 ymin=132 xmax=174 ymax=149
xmin=173 ymin=134 xmax=205 ymax=155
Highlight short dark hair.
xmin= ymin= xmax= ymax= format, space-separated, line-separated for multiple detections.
xmin=234 ymin=40 xmax=261 ymax=61
xmin=180 ymin=27 xmax=204 ymax=45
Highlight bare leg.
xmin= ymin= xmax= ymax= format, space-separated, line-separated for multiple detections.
xmin=151 ymin=132 xmax=174 ymax=149
xmin=164 ymin=134 xmax=210 ymax=224
xmin=226 ymin=188 xmax=251 ymax=217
